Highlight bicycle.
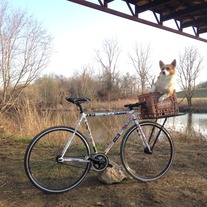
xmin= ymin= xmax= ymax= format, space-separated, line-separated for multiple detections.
xmin=24 ymin=97 xmax=175 ymax=193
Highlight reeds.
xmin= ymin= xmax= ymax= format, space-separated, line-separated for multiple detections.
xmin=1 ymin=98 xmax=135 ymax=141
xmin=1 ymin=97 xmax=206 ymax=145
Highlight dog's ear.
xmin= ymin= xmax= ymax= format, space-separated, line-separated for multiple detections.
xmin=159 ymin=61 xmax=164 ymax=68
xmin=171 ymin=59 xmax=176 ymax=67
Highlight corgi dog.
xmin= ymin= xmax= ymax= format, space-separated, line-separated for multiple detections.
xmin=151 ymin=59 xmax=176 ymax=102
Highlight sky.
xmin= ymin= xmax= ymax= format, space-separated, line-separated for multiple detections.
xmin=8 ymin=0 xmax=207 ymax=85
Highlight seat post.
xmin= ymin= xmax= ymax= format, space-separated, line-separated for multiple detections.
xmin=76 ymin=103 xmax=84 ymax=114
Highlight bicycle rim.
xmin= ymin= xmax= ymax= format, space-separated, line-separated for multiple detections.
xmin=24 ymin=126 xmax=91 ymax=193
xmin=121 ymin=122 xmax=174 ymax=181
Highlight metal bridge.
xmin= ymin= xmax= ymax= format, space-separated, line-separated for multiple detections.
xmin=67 ymin=0 xmax=207 ymax=43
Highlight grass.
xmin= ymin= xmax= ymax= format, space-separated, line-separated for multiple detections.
xmin=0 ymin=95 xmax=206 ymax=142
xmin=0 ymin=98 xmax=133 ymax=148
xmin=177 ymin=88 xmax=207 ymax=98
xmin=177 ymin=97 xmax=207 ymax=112
xmin=176 ymin=88 xmax=207 ymax=112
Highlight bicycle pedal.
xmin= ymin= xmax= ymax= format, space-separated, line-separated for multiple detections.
xmin=107 ymin=163 xmax=113 ymax=168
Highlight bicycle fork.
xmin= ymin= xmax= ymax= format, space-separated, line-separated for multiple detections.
xmin=134 ymin=117 xmax=152 ymax=154
xmin=149 ymin=118 xmax=168 ymax=151
xmin=138 ymin=118 xmax=168 ymax=154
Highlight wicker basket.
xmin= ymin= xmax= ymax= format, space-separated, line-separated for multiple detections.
xmin=138 ymin=91 xmax=179 ymax=119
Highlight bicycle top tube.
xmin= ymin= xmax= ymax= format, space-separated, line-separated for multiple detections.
xmin=86 ymin=110 xmax=134 ymax=117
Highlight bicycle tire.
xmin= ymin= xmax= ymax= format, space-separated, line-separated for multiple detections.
xmin=121 ymin=121 xmax=174 ymax=182
xmin=24 ymin=126 xmax=91 ymax=193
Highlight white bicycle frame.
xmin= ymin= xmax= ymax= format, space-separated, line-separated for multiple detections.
xmin=59 ymin=109 xmax=152 ymax=162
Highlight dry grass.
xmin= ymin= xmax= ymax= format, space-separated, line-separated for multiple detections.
xmin=0 ymin=98 xmax=136 ymax=140
xmin=0 ymin=100 xmax=78 ymax=138
xmin=177 ymin=97 xmax=207 ymax=112
xmin=1 ymin=97 xmax=206 ymax=140
xmin=177 ymin=97 xmax=207 ymax=106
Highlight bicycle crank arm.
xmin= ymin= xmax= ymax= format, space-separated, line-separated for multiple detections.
xmin=144 ymin=147 xmax=153 ymax=154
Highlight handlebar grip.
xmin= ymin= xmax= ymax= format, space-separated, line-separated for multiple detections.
xmin=124 ymin=102 xmax=146 ymax=109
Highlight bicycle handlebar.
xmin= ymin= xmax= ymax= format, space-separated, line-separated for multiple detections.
xmin=124 ymin=102 xmax=146 ymax=110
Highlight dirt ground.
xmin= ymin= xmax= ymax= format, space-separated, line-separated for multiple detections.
xmin=0 ymin=133 xmax=206 ymax=207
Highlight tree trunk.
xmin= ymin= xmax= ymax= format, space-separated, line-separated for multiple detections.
xmin=187 ymin=97 xmax=192 ymax=111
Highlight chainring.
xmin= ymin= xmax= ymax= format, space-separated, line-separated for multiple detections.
xmin=92 ymin=154 xmax=109 ymax=172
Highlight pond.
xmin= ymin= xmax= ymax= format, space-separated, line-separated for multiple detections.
xmin=163 ymin=113 xmax=207 ymax=140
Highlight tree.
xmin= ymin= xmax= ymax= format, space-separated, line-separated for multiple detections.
xmin=95 ymin=38 xmax=121 ymax=101
xmin=120 ymin=72 xmax=138 ymax=98
xmin=177 ymin=46 xmax=203 ymax=109
xmin=33 ymin=74 xmax=67 ymax=108
xmin=68 ymin=65 xmax=98 ymax=98
xmin=0 ymin=1 xmax=53 ymax=112
xmin=196 ymin=80 xmax=207 ymax=89
xmin=129 ymin=43 xmax=152 ymax=94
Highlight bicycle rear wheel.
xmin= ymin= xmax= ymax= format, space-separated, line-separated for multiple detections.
xmin=24 ymin=126 xmax=91 ymax=193
xmin=121 ymin=121 xmax=174 ymax=182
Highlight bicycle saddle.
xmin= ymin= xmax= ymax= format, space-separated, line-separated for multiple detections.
xmin=66 ymin=97 xmax=91 ymax=104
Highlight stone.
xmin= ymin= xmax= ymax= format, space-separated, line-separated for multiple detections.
xmin=98 ymin=160 xmax=132 ymax=184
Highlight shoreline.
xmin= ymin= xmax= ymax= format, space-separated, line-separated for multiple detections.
xmin=178 ymin=106 xmax=207 ymax=113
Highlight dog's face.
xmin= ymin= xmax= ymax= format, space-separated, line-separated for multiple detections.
xmin=159 ymin=59 xmax=176 ymax=76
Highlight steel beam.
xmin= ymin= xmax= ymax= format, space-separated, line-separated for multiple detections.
xmin=66 ymin=0 xmax=207 ymax=43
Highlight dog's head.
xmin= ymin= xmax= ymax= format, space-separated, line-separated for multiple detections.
xmin=159 ymin=59 xmax=176 ymax=76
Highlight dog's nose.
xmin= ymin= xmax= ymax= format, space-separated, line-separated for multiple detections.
xmin=162 ymin=71 xmax=166 ymax=75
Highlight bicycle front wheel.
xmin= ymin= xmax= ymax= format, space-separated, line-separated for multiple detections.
xmin=121 ymin=121 xmax=174 ymax=182
xmin=24 ymin=126 xmax=91 ymax=193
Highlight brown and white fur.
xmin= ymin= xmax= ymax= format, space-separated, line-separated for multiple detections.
xmin=151 ymin=59 xmax=176 ymax=102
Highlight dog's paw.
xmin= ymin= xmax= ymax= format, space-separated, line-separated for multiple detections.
xmin=158 ymin=95 xmax=167 ymax=102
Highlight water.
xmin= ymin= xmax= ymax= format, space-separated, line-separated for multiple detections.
xmin=164 ymin=113 xmax=207 ymax=140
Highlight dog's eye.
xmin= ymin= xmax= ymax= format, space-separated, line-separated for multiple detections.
xmin=166 ymin=67 xmax=170 ymax=71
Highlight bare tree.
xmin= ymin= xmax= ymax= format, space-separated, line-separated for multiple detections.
xmin=95 ymin=38 xmax=120 ymax=101
xmin=68 ymin=65 xmax=98 ymax=98
xmin=177 ymin=46 xmax=203 ymax=109
xmin=0 ymin=1 xmax=53 ymax=112
xmin=120 ymin=72 xmax=138 ymax=98
xmin=34 ymin=75 xmax=60 ymax=107
xmin=129 ymin=43 xmax=152 ymax=94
